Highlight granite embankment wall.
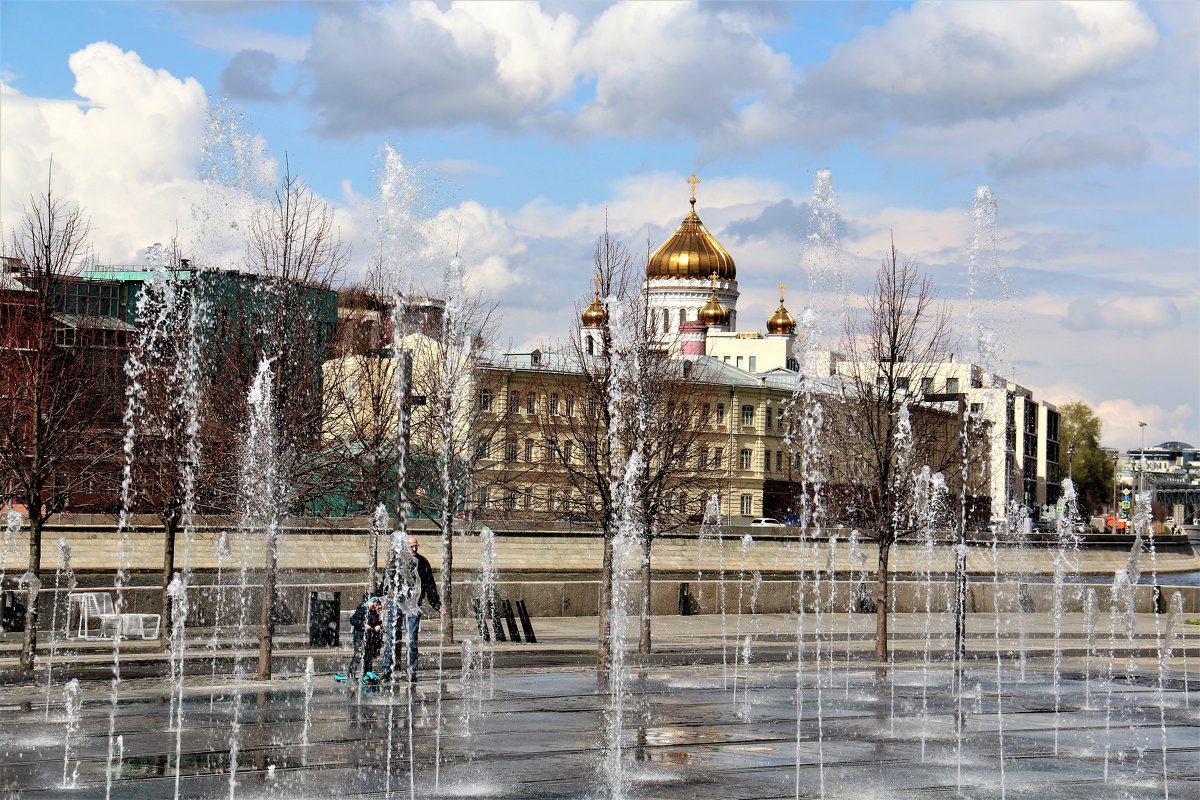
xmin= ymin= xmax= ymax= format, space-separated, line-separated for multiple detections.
xmin=3 ymin=515 xmax=1197 ymax=624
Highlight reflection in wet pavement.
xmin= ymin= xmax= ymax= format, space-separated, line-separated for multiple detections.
xmin=1 ymin=663 xmax=1196 ymax=799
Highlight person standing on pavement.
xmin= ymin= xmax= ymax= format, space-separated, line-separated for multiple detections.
xmin=402 ymin=535 xmax=443 ymax=683
xmin=379 ymin=535 xmax=444 ymax=683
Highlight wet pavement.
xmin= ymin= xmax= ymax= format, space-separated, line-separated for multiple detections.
xmin=2 ymin=649 xmax=1197 ymax=799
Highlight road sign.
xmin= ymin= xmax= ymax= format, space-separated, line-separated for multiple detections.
xmin=1121 ymin=500 xmax=1131 ymax=509
xmin=1122 ymin=488 xmax=1131 ymax=496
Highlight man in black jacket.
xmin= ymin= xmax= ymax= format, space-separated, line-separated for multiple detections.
xmin=380 ymin=535 xmax=444 ymax=683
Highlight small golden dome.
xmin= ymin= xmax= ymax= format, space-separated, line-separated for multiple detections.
xmin=698 ymin=289 xmax=730 ymax=327
xmin=581 ymin=294 xmax=607 ymax=328
xmin=766 ymin=282 xmax=796 ymax=335
xmin=645 ymin=176 xmax=736 ymax=281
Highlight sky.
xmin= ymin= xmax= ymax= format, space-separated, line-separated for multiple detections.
xmin=1 ymin=0 xmax=1196 ymax=451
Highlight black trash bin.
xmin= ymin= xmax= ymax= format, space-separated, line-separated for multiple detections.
xmin=308 ymin=591 xmax=340 ymax=647
xmin=1 ymin=591 xmax=26 ymax=633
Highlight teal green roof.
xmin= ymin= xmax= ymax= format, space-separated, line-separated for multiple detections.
xmin=83 ymin=270 xmax=194 ymax=281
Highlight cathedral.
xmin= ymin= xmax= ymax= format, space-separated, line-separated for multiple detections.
xmin=581 ymin=175 xmax=800 ymax=373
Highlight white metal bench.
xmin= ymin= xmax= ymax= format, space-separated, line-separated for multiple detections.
xmin=66 ymin=593 xmax=160 ymax=640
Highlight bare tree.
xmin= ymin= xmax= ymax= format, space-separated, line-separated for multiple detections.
xmin=118 ymin=251 xmax=208 ymax=649
xmin=527 ymin=232 xmax=719 ymax=676
xmin=830 ymin=241 xmax=955 ymax=663
xmin=404 ymin=260 xmax=504 ymax=646
xmin=242 ymin=161 xmax=347 ymax=679
xmin=0 ymin=172 xmax=121 ymax=670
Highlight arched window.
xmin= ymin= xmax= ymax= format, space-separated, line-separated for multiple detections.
xmin=586 ymin=335 xmax=594 ymax=355
xmin=661 ymin=308 xmax=669 ymax=333
xmin=679 ymin=308 xmax=687 ymax=328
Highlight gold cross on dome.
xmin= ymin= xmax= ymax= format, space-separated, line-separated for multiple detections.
xmin=779 ymin=282 xmax=786 ymax=303
xmin=593 ymin=275 xmax=601 ymax=296
xmin=688 ymin=173 xmax=701 ymax=204
xmin=710 ymin=271 xmax=719 ymax=291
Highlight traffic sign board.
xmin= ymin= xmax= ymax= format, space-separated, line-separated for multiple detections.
xmin=1121 ymin=500 xmax=1131 ymax=509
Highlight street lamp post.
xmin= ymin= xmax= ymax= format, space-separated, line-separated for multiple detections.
xmin=1137 ymin=421 xmax=1147 ymax=498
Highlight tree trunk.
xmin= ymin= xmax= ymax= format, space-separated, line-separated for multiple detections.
xmin=159 ymin=513 xmax=179 ymax=651
xmin=875 ymin=540 xmax=890 ymax=663
xmin=440 ymin=521 xmax=454 ymax=645
xmin=257 ymin=521 xmax=280 ymax=680
xmin=597 ymin=529 xmax=614 ymax=685
xmin=638 ymin=534 xmax=652 ymax=654
xmin=367 ymin=521 xmax=380 ymax=594
xmin=19 ymin=514 xmax=44 ymax=671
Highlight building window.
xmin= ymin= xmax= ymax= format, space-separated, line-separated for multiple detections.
xmin=505 ymin=491 xmax=517 ymax=511
xmin=563 ymin=441 xmax=573 ymax=463
xmin=479 ymin=389 xmax=493 ymax=412
xmin=749 ymin=356 xmax=756 ymax=372
xmin=777 ymin=408 xmax=784 ymax=430
xmin=970 ymin=403 xmax=983 ymax=414
xmin=587 ymin=397 xmax=599 ymax=418
xmin=565 ymin=396 xmax=574 ymax=416
xmin=547 ymin=491 xmax=557 ymax=512
xmin=713 ymin=447 xmax=723 ymax=469
xmin=723 ymin=356 xmax=730 ymax=363
xmin=524 ymin=440 xmax=534 ymax=462
xmin=775 ymin=450 xmax=783 ymax=472
xmin=740 ymin=494 xmax=753 ymax=516
xmin=662 ymin=308 xmax=669 ymax=333
xmin=477 ymin=437 xmax=491 ymax=460
xmin=477 ymin=487 xmax=491 ymax=509
xmin=920 ymin=377 xmax=933 ymax=394
xmin=897 ymin=377 xmax=910 ymax=392
xmin=716 ymin=403 xmax=725 ymax=424
xmin=946 ymin=377 xmax=959 ymax=394
xmin=679 ymin=308 xmax=687 ymax=328
xmin=545 ymin=438 xmax=557 ymax=463
xmin=699 ymin=446 xmax=708 ymax=471
xmin=741 ymin=405 xmax=754 ymax=426
xmin=736 ymin=355 xmax=744 ymax=369
xmin=740 ymin=448 xmax=752 ymax=470
xmin=526 ymin=392 xmax=535 ymax=414
xmin=504 ymin=438 xmax=517 ymax=461
xmin=586 ymin=336 xmax=594 ymax=355
xmin=763 ymin=451 xmax=771 ymax=472
xmin=765 ymin=407 xmax=773 ymax=430
xmin=523 ymin=487 xmax=533 ymax=510
xmin=550 ymin=393 xmax=559 ymax=415
xmin=509 ymin=390 xmax=519 ymax=412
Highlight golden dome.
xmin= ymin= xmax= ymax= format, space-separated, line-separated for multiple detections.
xmin=645 ymin=176 xmax=736 ymax=281
xmin=697 ymin=287 xmax=730 ymax=327
xmin=766 ymin=282 xmax=796 ymax=335
xmin=581 ymin=294 xmax=607 ymax=328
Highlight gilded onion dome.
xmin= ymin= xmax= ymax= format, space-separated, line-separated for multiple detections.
xmin=581 ymin=279 xmax=608 ymax=328
xmin=697 ymin=273 xmax=730 ymax=327
xmin=645 ymin=175 xmax=736 ymax=281
xmin=766 ymin=282 xmax=796 ymax=335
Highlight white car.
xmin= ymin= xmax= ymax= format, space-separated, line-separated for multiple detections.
xmin=750 ymin=517 xmax=785 ymax=527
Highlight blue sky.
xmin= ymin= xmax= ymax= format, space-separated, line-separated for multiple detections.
xmin=1 ymin=1 xmax=1196 ymax=449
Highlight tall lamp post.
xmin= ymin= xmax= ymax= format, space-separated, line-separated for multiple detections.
xmin=1137 ymin=421 xmax=1147 ymax=494
xmin=1111 ymin=452 xmax=1119 ymax=532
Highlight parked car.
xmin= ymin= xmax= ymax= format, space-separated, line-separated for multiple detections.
xmin=749 ymin=517 xmax=785 ymax=527
xmin=686 ymin=513 xmax=706 ymax=526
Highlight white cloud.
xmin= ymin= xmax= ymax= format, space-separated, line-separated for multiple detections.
xmin=801 ymin=1 xmax=1157 ymax=135
xmin=570 ymin=2 xmax=791 ymax=139
xmin=304 ymin=1 xmax=578 ymax=137
xmin=1062 ymin=295 xmax=1182 ymax=333
xmin=0 ymin=43 xmax=214 ymax=264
